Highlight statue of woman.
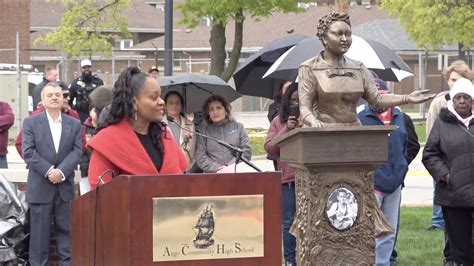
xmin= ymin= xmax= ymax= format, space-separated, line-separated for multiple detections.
xmin=298 ymin=12 xmax=434 ymax=127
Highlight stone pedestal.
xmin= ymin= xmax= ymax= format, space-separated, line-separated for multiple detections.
xmin=273 ymin=126 xmax=395 ymax=265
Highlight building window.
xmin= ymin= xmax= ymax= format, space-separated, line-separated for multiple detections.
xmin=114 ymin=39 xmax=134 ymax=50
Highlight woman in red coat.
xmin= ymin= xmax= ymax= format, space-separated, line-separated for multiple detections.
xmin=87 ymin=67 xmax=188 ymax=188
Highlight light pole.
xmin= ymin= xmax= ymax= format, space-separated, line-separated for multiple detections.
xmin=164 ymin=0 xmax=173 ymax=76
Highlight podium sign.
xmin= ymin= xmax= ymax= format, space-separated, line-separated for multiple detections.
xmin=71 ymin=172 xmax=281 ymax=266
xmin=153 ymin=195 xmax=264 ymax=261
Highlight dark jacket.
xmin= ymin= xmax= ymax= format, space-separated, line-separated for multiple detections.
xmin=403 ymin=113 xmax=420 ymax=165
xmin=22 ymin=112 xmax=82 ymax=203
xmin=0 ymin=102 xmax=14 ymax=156
xmin=15 ymin=106 xmax=83 ymax=158
xmin=69 ymin=74 xmax=104 ymax=122
xmin=267 ymin=100 xmax=282 ymax=123
xmin=358 ymin=106 xmax=408 ymax=194
xmin=80 ymin=117 xmax=95 ymax=177
xmin=32 ymin=78 xmax=49 ymax=111
xmin=422 ymin=108 xmax=474 ymax=207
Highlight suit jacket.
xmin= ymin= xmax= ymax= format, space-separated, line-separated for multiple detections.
xmin=15 ymin=106 xmax=83 ymax=158
xmin=22 ymin=112 xmax=82 ymax=203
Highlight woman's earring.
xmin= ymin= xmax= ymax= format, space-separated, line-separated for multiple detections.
xmin=134 ymin=111 xmax=138 ymax=120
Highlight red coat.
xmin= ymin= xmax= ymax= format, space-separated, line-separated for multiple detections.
xmin=87 ymin=120 xmax=188 ymax=189
xmin=15 ymin=107 xmax=83 ymax=157
xmin=0 ymin=102 xmax=14 ymax=156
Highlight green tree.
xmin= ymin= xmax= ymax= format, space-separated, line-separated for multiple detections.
xmin=381 ymin=0 xmax=474 ymax=60
xmin=34 ymin=0 xmax=130 ymax=59
xmin=177 ymin=0 xmax=309 ymax=81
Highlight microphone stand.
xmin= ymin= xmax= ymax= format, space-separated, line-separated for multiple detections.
xmin=169 ymin=118 xmax=262 ymax=172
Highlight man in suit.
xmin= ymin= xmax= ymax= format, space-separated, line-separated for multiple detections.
xmin=22 ymin=82 xmax=82 ymax=265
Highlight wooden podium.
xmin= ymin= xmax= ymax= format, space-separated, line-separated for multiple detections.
xmin=273 ymin=126 xmax=395 ymax=265
xmin=71 ymin=172 xmax=281 ymax=266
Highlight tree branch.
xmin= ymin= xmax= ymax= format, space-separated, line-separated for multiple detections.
xmin=222 ymin=9 xmax=244 ymax=82
xmin=75 ymin=0 xmax=121 ymax=28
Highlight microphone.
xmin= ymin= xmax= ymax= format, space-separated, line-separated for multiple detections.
xmin=166 ymin=116 xmax=262 ymax=172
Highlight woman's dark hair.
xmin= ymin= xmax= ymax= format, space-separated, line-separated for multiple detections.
xmin=273 ymin=81 xmax=288 ymax=102
xmin=97 ymin=66 xmax=167 ymax=152
xmin=164 ymin=91 xmax=185 ymax=117
xmin=279 ymin=83 xmax=299 ymax=123
xmin=202 ymin=95 xmax=232 ymax=124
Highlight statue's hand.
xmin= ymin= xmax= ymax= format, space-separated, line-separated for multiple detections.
xmin=310 ymin=120 xmax=325 ymax=128
xmin=407 ymin=89 xmax=436 ymax=104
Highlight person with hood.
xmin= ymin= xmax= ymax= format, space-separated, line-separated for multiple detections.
xmin=424 ymin=60 xmax=472 ymax=264
xmin=423 ymin=78 xmax=474 ymax=265
xmin=358 ymin=78 xmax=409 ymax=266
xmin=69 ymin=59 xmax=104 ymax=123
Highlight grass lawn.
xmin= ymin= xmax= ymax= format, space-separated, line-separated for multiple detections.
xmin=414 ymin=122 xmax=426 ymax=143
xmin=391 ymin=207 xmax=445 ymax=265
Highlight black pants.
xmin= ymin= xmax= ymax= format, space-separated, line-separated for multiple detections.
xmin=442 ymin=207 xmax=474 ymax=265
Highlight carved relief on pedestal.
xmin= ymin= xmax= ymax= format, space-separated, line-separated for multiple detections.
xmin=293 ymin=168 xmax=378 ymax=265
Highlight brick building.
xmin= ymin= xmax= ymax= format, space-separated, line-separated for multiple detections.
xmin=0 ymin=0 xmax=30 ymax=65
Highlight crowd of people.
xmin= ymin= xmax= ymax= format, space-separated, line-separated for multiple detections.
xmin=0 ymin=12 xmax=472 ymax=266
xmin=2 ymin=61 xmax=255 ymax=264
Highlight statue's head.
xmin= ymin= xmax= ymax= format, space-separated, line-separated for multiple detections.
xmin=316 ymin=12 xmax=352 ymax=55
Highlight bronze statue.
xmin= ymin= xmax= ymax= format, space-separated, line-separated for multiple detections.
xmin=290 ymin=12 xmax=435 ymax=265
xmin=298 ymin=12 xmax=434 ymax=127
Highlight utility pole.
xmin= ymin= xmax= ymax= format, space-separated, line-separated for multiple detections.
xmin=164 ymin=0 xmax=173 ymax=76
xmin=16 ymin=32 xmax=21 ymax=129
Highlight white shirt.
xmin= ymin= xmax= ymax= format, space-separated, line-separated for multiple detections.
xmin=46 ymin=111 xmax=62 ymax=153
xmin=45 ymin=111 xmax=65 ymax=181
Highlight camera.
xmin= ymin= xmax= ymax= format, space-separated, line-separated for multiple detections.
xmin=288 ymin=105 xmax=300 ymax=118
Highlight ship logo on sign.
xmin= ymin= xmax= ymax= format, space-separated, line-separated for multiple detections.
xmin=193 ymin=204 xmax=215 ymax=249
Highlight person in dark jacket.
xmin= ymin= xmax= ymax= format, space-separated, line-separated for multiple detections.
xmin=69 ymin=59 xmax=104 ymax=123
xmin=422 ymin=78 xmax=474 ymax=265
xmin=80 ymin=104 xmax=97 ymax=177
xmin=358 ymin=78 xmax=411 ymax=265
xmin=389 ymin=111 xmax=420 ymax=265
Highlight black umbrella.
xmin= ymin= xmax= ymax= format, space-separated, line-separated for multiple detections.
xmin=232 ymin=34 xmax=308 ymax=99
xmin=158 ymin=74 xmax=241 ymax=113
xmin=264 ymin=35 xmax=414 ymax=82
